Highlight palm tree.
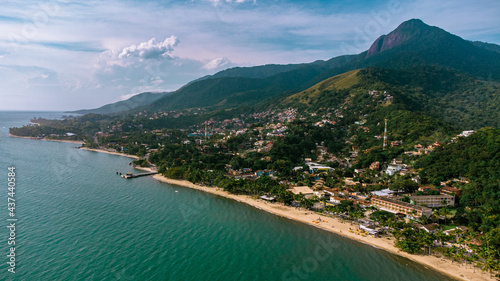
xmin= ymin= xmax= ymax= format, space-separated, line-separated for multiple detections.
xmin=409 ymin=210 xmax=418 ymax=220
xmin=320 ymin=197 xmax=327 ymax=208
xmin=302 ymin=197 xmax=314 ymax=210
xmin=420 ymin=230 xmax=434 ymax=255
xmin=435 ymin=230 xmax=447 ymax=245
xmin=441 ymin=199 xmax=449 ymax=225
xmin=420 ymin=214 xmax=429 ymax=225
xmin=429 ymin=212 xmax=439 ymax=223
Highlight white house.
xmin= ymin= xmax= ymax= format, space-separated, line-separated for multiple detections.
xmin=306 ymin=162 xmax=334 ymax=173
xmin=386 ymin=164 xmax=403 ymax=176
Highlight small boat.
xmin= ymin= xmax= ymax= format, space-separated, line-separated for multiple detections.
xmin=175 ymin=190 xmax=179 ymax=193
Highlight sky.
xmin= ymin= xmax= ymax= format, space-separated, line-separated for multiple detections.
xmin=0 ymin=0 xmax=499 ymax=111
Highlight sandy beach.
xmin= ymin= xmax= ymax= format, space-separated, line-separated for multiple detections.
xmin=131 ymin=165 xmax=489 ymax=281
xmin=79 ymin=147 xmax=139 ymax=159
xmin=18 ymin=137 xmax=485 ymax=281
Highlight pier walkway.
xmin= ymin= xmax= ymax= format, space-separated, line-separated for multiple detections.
xmin=121 ymin=172 xmax=157 ymax=179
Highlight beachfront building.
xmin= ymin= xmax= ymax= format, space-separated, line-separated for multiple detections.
xmin=289 ymin=186 xmax=315 ymax=199
xmin=371 ymin=197 xmax=432 ymax=218
xmin=408 ymin=194 xmax=455 ymax=208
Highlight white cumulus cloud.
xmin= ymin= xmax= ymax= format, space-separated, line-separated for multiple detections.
xmin=203 ymin=57 xmax=230 ymax=70
xmin=118 ymin=36 xmax=179 ymax=60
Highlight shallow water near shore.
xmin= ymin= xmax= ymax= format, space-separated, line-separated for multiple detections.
xmin=0 ymin=111 xmax=455 ymax=280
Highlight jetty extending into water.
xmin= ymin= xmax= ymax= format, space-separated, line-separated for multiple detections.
xmin=120 ymin=172 xmax=157 ymax=179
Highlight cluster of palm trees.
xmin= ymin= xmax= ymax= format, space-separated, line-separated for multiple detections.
xmin=378 ymin=215 xmax=500 ymax=278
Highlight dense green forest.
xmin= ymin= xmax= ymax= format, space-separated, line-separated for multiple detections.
xmin=417 ymin=128 xmax=500 ymax=247
xmin=282 ymin=66 xmax=499 ymax=130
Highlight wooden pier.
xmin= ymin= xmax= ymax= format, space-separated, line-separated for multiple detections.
xmin=121 ymin=171 xmax=157 ymax=179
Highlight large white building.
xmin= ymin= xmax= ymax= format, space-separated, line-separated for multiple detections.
xmin=372 ymin=197 xmax=432 ymax=218
xmin=408 ymin=194 xmax=455 ymax=208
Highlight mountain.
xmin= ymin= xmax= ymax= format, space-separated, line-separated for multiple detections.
xmin=471 ymin=41 xmax=500 ymax=54
xmin=210 ymin=63 xmax=306 ymax=79
xmin=144 ymin=55 xmax=356 ymax=112
xmin=282 ymin=66 xmax=500 ymax=130
xmin=365 ymin=19 xmax=436 ymax=57
xmin=354 ymin=19 xmax=500 ymax=80
xmin=365 ymin=19 xmax=454 ymax=58
xmin=67 ymin=92 xmax=170 ymax=115
xmin=138 ymin=19 xmax=500 ymax=114
xmin=417 ymin=127 xmax=500 ymax=183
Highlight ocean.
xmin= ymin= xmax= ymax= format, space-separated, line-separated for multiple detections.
xmin=0 ymin=111 xmax=454 ymax=280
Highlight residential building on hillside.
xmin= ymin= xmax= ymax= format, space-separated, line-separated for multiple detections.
xmin=441 ymin=186 xmax=462 ymax=197
xmin=371 ymin=188 xmax=396 ymax=197
xmin=386 ymin=163 xmax=403 ymax=176
xmin=306 ymin=162 xmax=334 ymax=173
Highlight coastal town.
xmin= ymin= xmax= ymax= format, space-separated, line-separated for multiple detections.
xmin=3 ymin=1 xmax=500 ymax=279
xmin=13 ymin=100 xmax=499 ymax=280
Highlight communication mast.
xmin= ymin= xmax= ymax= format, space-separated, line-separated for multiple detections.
xmin=383 ymin=119 xmax=388 ymax=150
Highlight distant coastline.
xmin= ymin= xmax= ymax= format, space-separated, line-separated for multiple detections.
xmin=78 ymin=147 xmax=139 ymax=159
xmin=8 ymin=133 xmax=84 ymax=144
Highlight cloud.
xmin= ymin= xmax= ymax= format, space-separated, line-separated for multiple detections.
xmin=0 ymin=0 xmax=499 ymax=111
xmin=118 ymin=36 xmax=179 ymax=60
xmin=203 ymin=57 xmax=230 ymax=70
xmin=119 ymin=93 xmax=139 ymax=101
xmin=208 ymin=0 xmax=256 ymax=6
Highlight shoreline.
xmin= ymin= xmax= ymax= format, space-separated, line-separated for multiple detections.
xmin=12 ymin=136 xmax=483 ymax=281
xmin=79 ymin=147 xmax=139 ymax=159
xmin=133 ymin=166 xmax=486 ymax=281
xmin=9 ymin=133 xmax=84 ymax=144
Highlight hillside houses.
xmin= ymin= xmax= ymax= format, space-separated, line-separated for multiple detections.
xmin=386 ymin=163 xmax=404 ymax=176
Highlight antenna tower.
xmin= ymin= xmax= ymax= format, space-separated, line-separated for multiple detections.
xmin=383 ymin=119 xmax=388 ymax=150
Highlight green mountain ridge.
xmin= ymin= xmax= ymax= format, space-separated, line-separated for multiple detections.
xmin=282 ymin=66 xmax=499 ymax=130
xmin=137 ymin=19 xmax=500 ymax=114
xmin=471 ymin=41 xmax=500 ymax=54
xmin=74 ymin=19 xmax=500 ymax=117
xmin=67 ymin=91 xmax=171 ymax=115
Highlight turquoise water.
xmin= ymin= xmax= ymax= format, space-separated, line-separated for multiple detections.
xmin=0 ymin=111 xmax=454 ymax=280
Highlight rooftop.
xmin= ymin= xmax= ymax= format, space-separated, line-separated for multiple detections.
xmin=371 ymin=188 xmax=396 ymax=197
xmin=289 ymin=186 xmax=314 ymax=195
xmin=373 ymin=197 xmax=432 ymax=212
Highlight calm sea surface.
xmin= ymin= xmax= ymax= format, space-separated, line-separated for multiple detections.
xmin=0 ymin=111 xmax=454 ymax=280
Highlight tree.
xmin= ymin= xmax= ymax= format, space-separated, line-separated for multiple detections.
xmin=441 ymin=199 xmax=449 ymax=225
xmin=137 ymin=146 xmax=147 ymax=157
xmin=427 ymin=189 xmax=440 ymax=195
xmin=420 ymin=214 xmax=429 ymax=225
xmin=420 ymin=230 xmax=435 ymax=255
xmin=84 ymin=138 xmax=98 ymax=149
xmin=370 ymin=210 xmax=395 ymax=225
xmin=401 ymin=179 xmax=419 ymax=194
xmin=395 ymin=227 xmax=425 ymax=254
xmin=302 ymin=198 xmax=314 ymax=209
